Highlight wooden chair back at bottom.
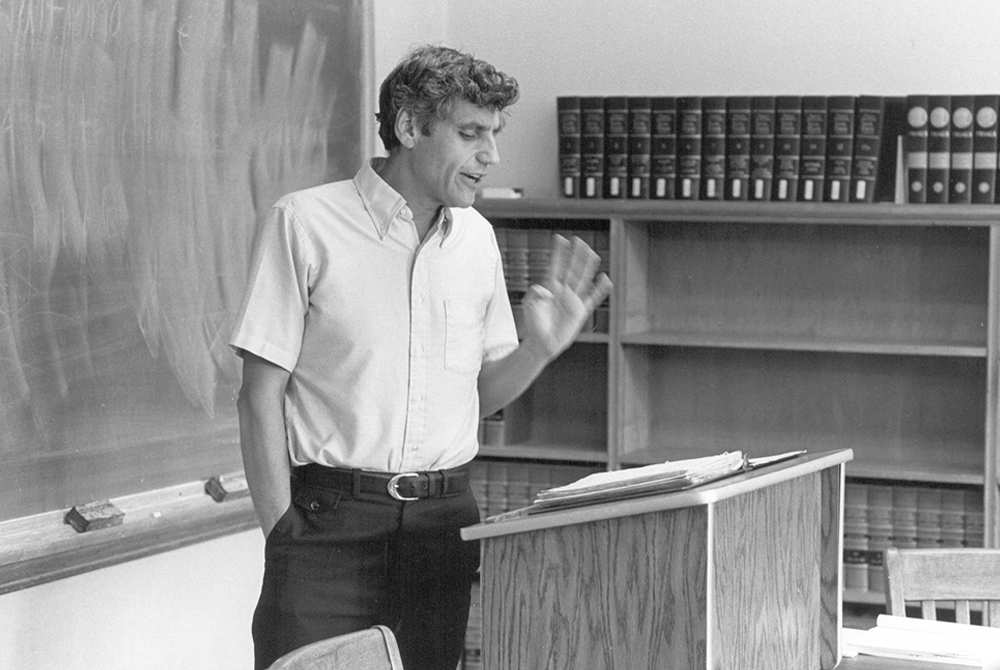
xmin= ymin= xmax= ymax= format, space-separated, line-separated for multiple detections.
xmin=883 ymin=547 xmax=1000 ymax=626
xmin=266 ymin=625 xmax=404 ymax=670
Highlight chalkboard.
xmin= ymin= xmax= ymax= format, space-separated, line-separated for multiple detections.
xmin=0 ymin=0 xmax=367 ymax=521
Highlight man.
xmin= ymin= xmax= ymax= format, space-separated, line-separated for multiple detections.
xmin=231 ymin=45 xmax=612 ymax=670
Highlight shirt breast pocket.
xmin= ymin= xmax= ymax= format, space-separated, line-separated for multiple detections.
xmin=444 ymin=299 xmax=486 ymax=375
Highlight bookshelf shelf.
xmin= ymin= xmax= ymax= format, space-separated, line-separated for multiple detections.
xmin=843 ymin=589 xmax=887 ymax=607
xmin=477 ymin=443 xmax=608 ymax=464
xmin=846 ymin=462 xmax=984 ymax=487
xmin=476 ymin=198 xmax=1000 ymax=582
xmin=477 ymin=198 xmax=1000 ymax=228
xmin=619 ymin=331 xmax=987 ymax=357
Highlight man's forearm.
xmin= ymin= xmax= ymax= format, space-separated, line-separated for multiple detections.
xmin=236 ymin=355 xmax=293 ymax=536
xmin=478 ymin=339 xmax=551 ymax=418
xmin=239 ymin=406 xmax=292 ymax=536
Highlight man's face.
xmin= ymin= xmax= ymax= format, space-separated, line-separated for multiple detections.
xmin=408 ymin=99 xmax=502 ymax=209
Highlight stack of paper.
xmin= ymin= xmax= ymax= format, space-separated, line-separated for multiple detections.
xmin=843 ymin=615 xmax=1000 ymax=668
xmin=531 ymin=451 xmax=747 ymax=512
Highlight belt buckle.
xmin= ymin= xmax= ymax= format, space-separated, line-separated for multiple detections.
xmin=387 ymin=472 xmax=420 ymax=501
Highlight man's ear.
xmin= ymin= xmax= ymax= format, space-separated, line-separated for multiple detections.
xmin=395 ymin=109 xmax=419 ymax=149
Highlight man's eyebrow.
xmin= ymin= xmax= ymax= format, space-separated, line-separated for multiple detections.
xmin=457 ymin=121 xmax=502 ymax=134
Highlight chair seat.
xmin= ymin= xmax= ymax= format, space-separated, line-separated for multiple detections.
xmin=267 ymin=625 xmax=404 ymax=670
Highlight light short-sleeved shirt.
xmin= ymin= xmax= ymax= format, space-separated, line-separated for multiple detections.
xmin=230 ymin=159 xmax=519 ymax=472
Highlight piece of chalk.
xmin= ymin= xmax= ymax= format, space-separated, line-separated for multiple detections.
xmin=64 ymin=500 xmax=125 ymax=533
xmin=205 ymin=472 xmax=250 ymax=502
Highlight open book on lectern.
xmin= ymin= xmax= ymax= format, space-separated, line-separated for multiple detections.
xmin=484 ymin=449 xmax=807 ymax=521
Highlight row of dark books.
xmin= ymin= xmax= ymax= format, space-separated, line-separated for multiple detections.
xmin=557 ymin=95 xmax=898 ymax=203
xmin=558 ymin=94 xmax=1000 ymax=206
xmin=843 ymin=480 xmax=984 ymax=594
xmin=904 ymin=95 xmax=1000 ymax=204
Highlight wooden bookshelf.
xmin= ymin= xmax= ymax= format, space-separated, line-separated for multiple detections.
xmin=476 ymin=197 xmax=1000 ymax=607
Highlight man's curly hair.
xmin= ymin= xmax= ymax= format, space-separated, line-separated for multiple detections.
xmin=376 ymin=45 xmax=520 ymax=152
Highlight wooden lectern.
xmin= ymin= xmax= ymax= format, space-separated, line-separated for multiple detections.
xmin=461 ymin=449 xmax=852 ymax=670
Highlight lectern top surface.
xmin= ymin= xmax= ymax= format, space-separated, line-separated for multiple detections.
xmin=460 ymin=448 xmax=852 ymax=541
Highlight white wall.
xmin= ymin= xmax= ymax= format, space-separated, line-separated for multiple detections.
xmin=371 ymin=0 xmax=449 ymax=155
xmin=0 ymin=531 xmax=264 ymax=670
xmin=433 ymin=0 xmax=1000 ymax=198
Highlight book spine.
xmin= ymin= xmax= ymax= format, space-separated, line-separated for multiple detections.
xmin=926 ymin=95 xmax=951 ymax=204
xmin=949 ymin=95 xmax=975 ymax=204
xmin=972 ymin=95 xmax=999 ymax=204
xmin=824 ymin=95 xmax=855 ymax=203
xmin=843 ymin=482 xmax=870 ymax=592
xmin=602 ymin=96 xmax=629 ymax=199
xmin=798 ymin=96 xmax=828 ymax=202
xmin=677 ymin=96 xmax=702 ymax=200
xmin=850 ymin=95 xmax=885 ymax=203
xmin=649 ymin=97 xmax=677 ymax=200
xmin=772 ymin=95 xmax=802 ymax=202
xmin=749 ymin=96 xmax=776 ymax=201
xmin=626 ymin=96 xmax=652 ymax=199
xmin=904 ymin=95 xmax=930 ymax=204
xmin=556 ymin=97 xmax=582 ymax=198
xmin=580 ymin=97 xmax=605 ymax=199
xmin=725 ymin=96 xmax=752 ymax=201
xmin=700 ymin=96 xmax=727 ymax=200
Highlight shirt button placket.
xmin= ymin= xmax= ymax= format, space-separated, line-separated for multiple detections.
xmin=403 ymin=246 xmax=430 ymax=466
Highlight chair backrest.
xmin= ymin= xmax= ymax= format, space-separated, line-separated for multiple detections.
xmin=883 ymin=547 xmax=1000 ymax=626
xmin=267 ymin=625 xmax=404 ymax=670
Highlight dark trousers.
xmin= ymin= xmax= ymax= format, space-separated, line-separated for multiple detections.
xmin=252 ymin=474 xmax=481 ymax=670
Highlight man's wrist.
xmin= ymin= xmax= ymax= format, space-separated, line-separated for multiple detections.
xmin=518 ymin=336 xmax=557 ymax=368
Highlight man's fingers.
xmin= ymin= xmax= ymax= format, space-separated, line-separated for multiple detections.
xmin=545 ymin=234 xmax=572 ymax=286
xmin=543 ymin=234 xmax=610 ymax=308
xmin=564 ymin=237 xmax=602 ymax=294
xmin=587 ymin=273 xmax=613 ymax=310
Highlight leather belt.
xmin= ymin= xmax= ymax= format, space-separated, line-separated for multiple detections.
xmin=295 ymin=463 xmax=470 ymax=501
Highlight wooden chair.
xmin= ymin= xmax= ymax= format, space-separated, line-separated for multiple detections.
xmin=267 ymin=625 xmax=404 ymax=670
xmin=883 ymin=547 xmax=1000 ymax=626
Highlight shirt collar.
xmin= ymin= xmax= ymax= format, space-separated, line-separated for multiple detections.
xmin=355 ymin=158 xmax=406 ymax=239
xmin=354 ymin=158 xmax=454 ymax=241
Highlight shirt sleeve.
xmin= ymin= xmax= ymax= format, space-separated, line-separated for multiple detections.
xmin=229 ymin=203 xmax=312 ymax=372
xmin=482 ymin=230 xmax=520 ymax=364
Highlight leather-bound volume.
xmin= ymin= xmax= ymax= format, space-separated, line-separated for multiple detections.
xmin=798 ymin=96 xmax=828 ymax=202
xmin=677 ymin=97 xmax=702 ymax=200
xmin=603 ymin=96 xmax=629 ymax=199
xmin=557 ymin=96 xmax=582 ymax=198
xmin=580 ymin=97 xmax=605 ymax=199
xmin=700 ymin=96 xmax=726 ymax=200
xmin=749 ymin=96 xmax=776 ymax=201
xmin=649 ymin=97 xmax=677 ymax=200
xmin=626 ymin=96 xmax=652 ymax=199
xmin=772 ymin=95 xmax=802 ymax=202
xmin=850 ymin=95 xmax=885 ymax=203
xmin=972 ymin=95 xmax=999 ymax=204
xmin=948 ymin=95 xmax=975 ymax=204
xmin=725 ymin=96 xmax=752 ymax=201
xmin=925 ymin=95 xmax=952 ymax=204
xmin=824 ymin=96 xmax=855 ymax=203
xmin=904 ymin=95 xmax=930 ymax=204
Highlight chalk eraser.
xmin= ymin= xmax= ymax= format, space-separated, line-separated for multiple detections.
xmin=205 ymin=472 xmax=250 ymax=502
xmin=65 ymin=500 xmax=125 ymax=533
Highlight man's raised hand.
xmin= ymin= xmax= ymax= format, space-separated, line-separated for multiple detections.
xmin=519 ymin=233 xmax=613 ymax=361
